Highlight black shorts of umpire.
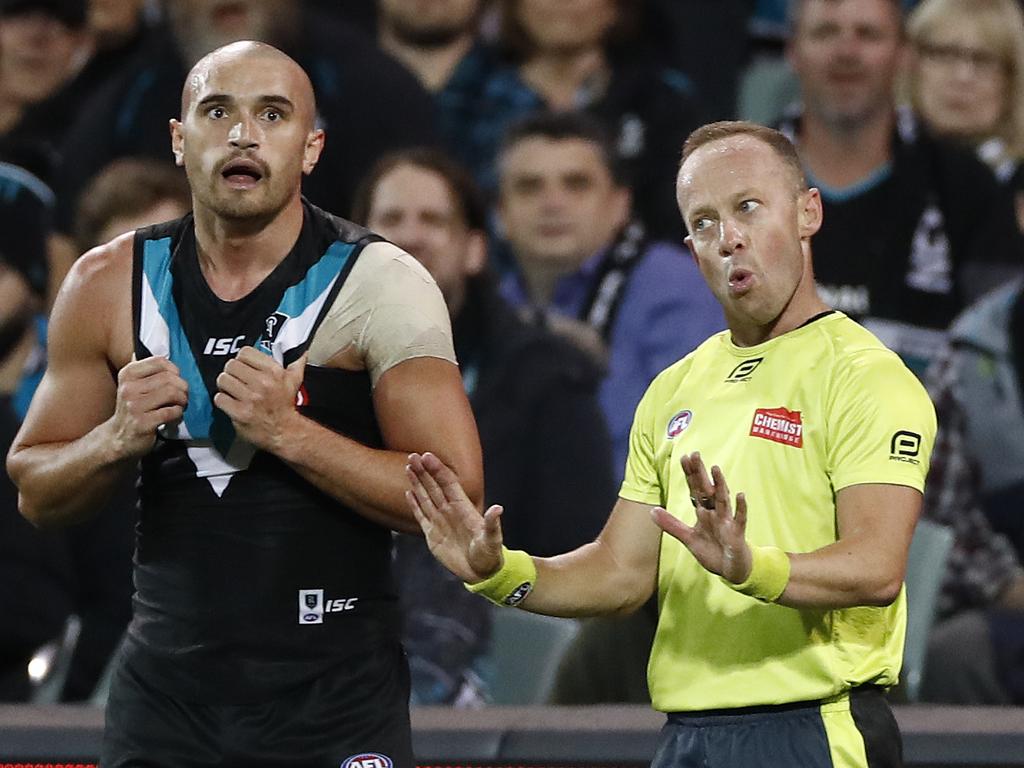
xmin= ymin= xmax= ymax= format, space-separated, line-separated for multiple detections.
xmin=100 ymin=641 xmax=414 ymax=768
xmin=651 ymin=685 xmax=901 ymax=768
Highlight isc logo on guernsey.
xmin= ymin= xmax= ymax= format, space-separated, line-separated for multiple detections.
xmin=203 ymin=335 xmax=246 ymax=356
xmin=341 ymin=753 xmax=393 ymax=768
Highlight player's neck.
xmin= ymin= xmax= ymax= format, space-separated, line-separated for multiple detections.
xmin=192 ymin=196 xmax=304 ymax=302
xmin=798 ymin=107 xmax=893 ymax=190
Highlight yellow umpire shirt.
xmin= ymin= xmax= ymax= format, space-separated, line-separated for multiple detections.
xmin=619 ymin=311 xmax=936 ymax=712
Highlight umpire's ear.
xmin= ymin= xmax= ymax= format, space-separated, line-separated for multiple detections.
xmin=797 ymin=187 xmax=823 ymax=241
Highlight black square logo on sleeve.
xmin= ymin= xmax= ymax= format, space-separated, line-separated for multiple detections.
xmin=889 ymin=431 xmax=921 ymax=464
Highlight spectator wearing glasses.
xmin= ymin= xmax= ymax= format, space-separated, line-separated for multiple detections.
xmin=904 ymin=0 xmax=1024 ymax=229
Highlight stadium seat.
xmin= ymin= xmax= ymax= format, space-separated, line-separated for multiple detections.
xmin=488 ymin=607 xmax=580 ymax=705
xmin=902 ymin=519 xmax=955 ymax=702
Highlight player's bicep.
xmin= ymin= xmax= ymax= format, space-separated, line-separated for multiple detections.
xmin=373 ymin=356 xmax=483 ymax=505
xmin=349 ymin=243 xmax=481 ymax=499
xmin=356 ymin=244 xmax=456 ymax=383
xmin=16 ymin=357 xmax=116 ymax=451
xmin=14 ymin=253 xmax=121 ymax=450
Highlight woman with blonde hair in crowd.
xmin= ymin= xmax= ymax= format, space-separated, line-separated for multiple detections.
xmin=905 ymin=0 xmax=1024 ymax=222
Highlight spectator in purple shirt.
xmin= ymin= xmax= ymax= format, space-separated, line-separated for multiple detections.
xmin=497 ymin=112 xmax=724 ymax=479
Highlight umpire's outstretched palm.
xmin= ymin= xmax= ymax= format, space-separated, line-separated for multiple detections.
xmin=405 ymin=452 xmax=503 ymax=583
xmin=651 ymin=452 xmax=753 ymax=584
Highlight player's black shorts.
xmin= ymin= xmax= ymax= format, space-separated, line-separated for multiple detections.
xmin=100 ymin=640 xmax=414 ymax=768
xmin=651 ymin=685 xmax=901 ymax=768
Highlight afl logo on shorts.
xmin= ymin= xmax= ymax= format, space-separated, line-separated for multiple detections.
xmin=299 ymin=588 xmax=324 ymax=624
xmin=341 ymin=754 xmax=393 ymax=768
xmin=666 ymin=410 xmax=692 ymax=439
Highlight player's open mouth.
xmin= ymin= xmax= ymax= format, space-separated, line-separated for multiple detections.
xmin=728 ymin=268 xmax=755 ymax=296
xmin=221 ymin=159 xmax=264 ymax=188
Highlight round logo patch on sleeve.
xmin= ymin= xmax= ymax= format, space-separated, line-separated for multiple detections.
xmin=667 ymin=410 xmax=692 ymax=439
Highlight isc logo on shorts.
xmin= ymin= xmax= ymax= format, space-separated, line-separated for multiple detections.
xmin=299 ymin=588 xmax=359 ymax=624
xmin=299 ymin=588 xmax=324 ymax=624
xmin=341 ymin=753 xmax=393 ymax=768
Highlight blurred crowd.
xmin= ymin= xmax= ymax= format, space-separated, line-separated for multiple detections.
xmin=1 ymin=0 xmax=1024 ymax=710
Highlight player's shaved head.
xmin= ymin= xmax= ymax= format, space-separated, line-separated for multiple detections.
xmin=180 ymin=41 xmax=317 ymax=130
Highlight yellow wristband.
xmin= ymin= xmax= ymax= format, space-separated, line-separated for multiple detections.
xmin=725 ymin=545 xmax=791 ymax=602
xmin=465 ymin=547 xmax=537 ymax=607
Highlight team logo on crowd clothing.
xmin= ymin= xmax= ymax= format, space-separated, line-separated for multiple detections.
xmin=341 ymin=754 xmax=393 ymax=768
xmin=666 ymin=410 xmax=693 ymax=439
xmin=725 ymin=358 xmax=763 ymax=383
xmin=750 ymin=407 xmax=803 ymax=448
xmin=295 ymin=384 xmax=309 ymax=407
xmin=889 ymin=430 xmax=922 ymax=464
xmin=907 ymin=204 xmax=952 ymax=294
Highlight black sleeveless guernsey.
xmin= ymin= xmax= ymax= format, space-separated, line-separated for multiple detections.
xmin=126 ymin=201 xmax=396 ymax=704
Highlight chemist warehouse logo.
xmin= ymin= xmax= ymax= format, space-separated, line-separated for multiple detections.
xmin=890 ymin=430 xmax=922 ymax=465
xmin=750 ymin=407 xmax=803 ymax=448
